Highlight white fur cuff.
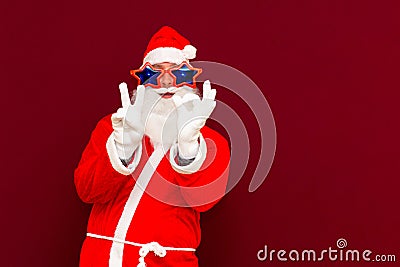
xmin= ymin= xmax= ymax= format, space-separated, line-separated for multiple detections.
xmin=106 ymin=134 xmax=142 ymax=175
xmin=169 ymin=133 xmax=207 ymax=174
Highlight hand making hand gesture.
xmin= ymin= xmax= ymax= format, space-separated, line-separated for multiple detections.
xmin=172 ymin=80 xmax=217 ymax=159
xmin=111 ymin=82 xmax=145 ymax=160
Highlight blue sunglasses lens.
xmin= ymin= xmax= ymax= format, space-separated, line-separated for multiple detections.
xmin=171 ymin=64 xmax=199 ymax=85
xmin=135 ymin=66 xmax=161 ymax=85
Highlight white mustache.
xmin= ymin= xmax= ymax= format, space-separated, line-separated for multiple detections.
xmin=145 ymin=85 xmax=196 ymax=95
xmin=148 ymin=87 xmax=179 ymax=94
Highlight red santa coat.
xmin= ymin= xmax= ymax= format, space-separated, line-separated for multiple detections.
xmin=74 ymin=114 xmax=230 ymax=267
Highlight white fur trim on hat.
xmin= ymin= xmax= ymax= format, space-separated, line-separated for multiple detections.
xmin=143 ymin=46 xmax=197 ymax=65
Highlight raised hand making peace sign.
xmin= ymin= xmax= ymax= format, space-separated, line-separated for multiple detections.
xmin=111 ymin=82 xmax=145 ymax=160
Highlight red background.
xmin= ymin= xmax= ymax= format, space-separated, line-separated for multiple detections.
xmin=2 ymin=0 xmax=399 ymax=266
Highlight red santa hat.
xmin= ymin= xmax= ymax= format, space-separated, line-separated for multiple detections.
xmin=142 ymin=26 xmax=197 ymax=65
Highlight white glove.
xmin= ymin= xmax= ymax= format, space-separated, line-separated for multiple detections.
xmin=172 ymin=80 xmax=216 ymax=159
xmin=111 ymin=82 xmax=145 ymax=160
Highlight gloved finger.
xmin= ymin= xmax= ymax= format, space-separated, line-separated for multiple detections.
xmin=117 ymin=107 xmax=127 ymax=117
xmin=196 ymin=99 xmax=216 ymax=116
xmin=172 ymin=95 xmax=184 ymax=107
xmin=133 ymin=85 xmax=145 ymax=111
xmin=191 ymin=100 xmax=201 ymax=114
xmin=202 ymin=80 xmax=211 ymax=99
xmin=111 ymin=113 xmax=122 ymax=124
xmin=208 ymin=88 xmax=216 ymax=100
xmin=111 ymin=117 xmax=123 ymax=129
xmin=119 ymin=82 xmax=131 ymax=108
xmin=192 ymin=98 xmax=201 ymax=107
xmin=111 ymin=108 xmax=125 ymax=120
xmin=203 ymin=88 xmax=216 ymax=101
xmin=181 ymin=93 xmax=200 ymax=104
xmin=210 ymin=100 xmax=217 ymax=112
xmin=111 ymin=113 xmax=119 ymax=120
xmin=172 ymin=95 xmax=190 ymax=113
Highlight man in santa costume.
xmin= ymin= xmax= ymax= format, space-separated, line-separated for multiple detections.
xmin=74 ymin=26 xmax=231 ymax=267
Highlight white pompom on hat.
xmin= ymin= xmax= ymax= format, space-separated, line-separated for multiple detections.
xmin=142 ymin=26 xmax=197 ymax=66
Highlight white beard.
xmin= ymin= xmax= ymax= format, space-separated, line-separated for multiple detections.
xmin=135 ymin=86 xmax=196 ymax=147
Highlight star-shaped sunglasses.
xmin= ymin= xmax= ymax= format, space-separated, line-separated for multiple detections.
xmin=130 ymin=62 xmax=202 ymax=89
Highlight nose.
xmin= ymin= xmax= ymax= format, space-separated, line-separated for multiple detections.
xmin=159 ymin=72 xmax=174 ymax=88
